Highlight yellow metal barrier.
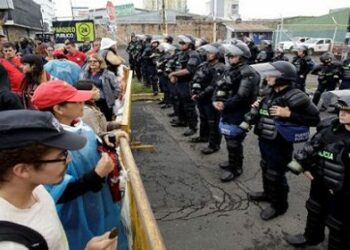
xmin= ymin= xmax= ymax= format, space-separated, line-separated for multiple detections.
xmin=120 ymin=138 xmax=166 ymax=250
xmin=119 ymin=68 xmax=166 ymax=250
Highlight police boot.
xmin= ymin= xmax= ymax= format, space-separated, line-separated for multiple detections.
xmin=183 ymin=128 xmax=197 ymax=137
xmin=248 ymin=160 xmax=269 ymax=202
xmin=260 ymin=170 xmax=288 ymax=220
xmin=201 ymin=120 xmax=221 ymax=154
xmin=201 ymin=146 xmax=219 ymax=155
xmin=327 ymin=216 xmax=348 ymax=250
xmin=285 ymin=234 xmax=323 ymax=247
xmin=189 ymin=137 xmax=209 ymax=143
xmin=218 ymin=161 xmax=230 ymax=169
xmin=220 ymin=156 xmax=243 ymax=182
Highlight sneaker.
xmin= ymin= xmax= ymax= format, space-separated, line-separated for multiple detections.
xmin=285 ymin=234 xmax=324 ymax=247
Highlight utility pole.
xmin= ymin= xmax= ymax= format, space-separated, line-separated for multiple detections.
xmin=70 ymin=0 xmax=74 ymax=20
xmin=162 ymin=0 xmax=167 ymax=34
xmin=213 ymin=0 xmax=217 ymax=42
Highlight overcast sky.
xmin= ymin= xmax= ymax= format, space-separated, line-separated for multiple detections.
xmin=55 ymin=0 xmax=350 ymax=20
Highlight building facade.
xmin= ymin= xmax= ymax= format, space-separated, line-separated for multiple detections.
xmin=143 ymin=0 xmax=187 ymax=12
xmin=32 ymin=0 xmax=55 ymax=31
xmin=206 ymin=0 xmax=240 ymax=21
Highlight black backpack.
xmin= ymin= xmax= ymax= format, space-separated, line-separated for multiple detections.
xmin=0 ymin=221 xmax=48 ymax=250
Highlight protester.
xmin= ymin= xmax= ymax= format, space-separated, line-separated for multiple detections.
xmin=80 ymin=53 xmax=120 ymax=121
xmin=2 ymin=42 xmax=22 ymax=67
xmin=0 ymin=110 xmax=118 ymax=250
xmin=76 ymin=80 xmax=122 ymax=136
xmin=65 ymin=40 xmax=87 ymax=67
xmin=31 ymin=80 xmax=128 ymax=250
xmin=44 ymin=48 xmax=82 ymax=85
xmin=20 ymin=54 xmax=48 ymax=109
xmin=0 ymin=64 xmax=23 ymax=110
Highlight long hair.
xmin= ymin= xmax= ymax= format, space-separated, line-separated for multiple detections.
xmin=20 ymin=55 xmax=44 ymax=91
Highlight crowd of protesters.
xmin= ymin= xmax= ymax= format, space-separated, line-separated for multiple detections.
xmin=0 ymin=34 xmax=129 ymax=250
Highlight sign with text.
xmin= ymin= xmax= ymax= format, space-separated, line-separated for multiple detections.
xmin=52 ymin=20 xmax=95 ymax=43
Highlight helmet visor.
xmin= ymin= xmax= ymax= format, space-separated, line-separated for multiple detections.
xmin=251 ymin=63 xmax=282 ymax=78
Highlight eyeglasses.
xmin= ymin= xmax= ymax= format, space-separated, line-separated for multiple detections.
xmin=88 ymin=60 xmax=99 ymax=63
xmin=34 ymin=150 xmax=69 ymax=164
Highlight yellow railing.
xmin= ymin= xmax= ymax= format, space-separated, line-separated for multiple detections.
xmin=119 ymin=68 xmax=166 ymax=250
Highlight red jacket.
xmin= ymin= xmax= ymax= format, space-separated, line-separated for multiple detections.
xmin=66 ymin=51 xmax=86 ymax=67
xmin=0 ymin=58 xmax=24 ymax=94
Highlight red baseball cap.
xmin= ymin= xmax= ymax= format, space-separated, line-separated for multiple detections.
xmin=32 ymin=80 xmax=93 ymax=109
xmin=52 ymin=48 xmax=66 ymax=58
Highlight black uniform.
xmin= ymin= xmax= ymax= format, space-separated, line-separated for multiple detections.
xmin=340 ymin=58 xmax=350 ymax=90
xmin=174 ymin=50 xmax=201 ymax=132
xmin=213 ymin=62 xmax=260 ymax=180
xmin=311 ymin=62 xmax=342 ymax=105
xmin=246 ymin=41 xmax=259 ymax=65
xmin=191 ymin=60 xmax=225 ymax=150
xmin=256 ymin=47 xmax=274 ymax=63
xmin=142 ymin=44 xmax=159 ymax=94
xmin=287 ymin=119 xmax=350 ymax=249
xmin=291 ymin=56 xmax=314 ymax=92
xmin=126 ymin=39 xmax=138 ymax=71
xmin=253 ymin=86 xmax=319 ymax=218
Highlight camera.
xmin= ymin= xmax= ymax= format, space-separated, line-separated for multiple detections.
xmin=239 ymin=106 xmax=259 ymax=131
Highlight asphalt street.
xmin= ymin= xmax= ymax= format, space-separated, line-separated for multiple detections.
xmin=131 ymin=102 xmax=327 ymax=250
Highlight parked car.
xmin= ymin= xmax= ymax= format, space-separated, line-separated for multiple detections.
xmin=303 ymin=38 xmax=333 ymax=55
xmin=278 ymin=37 xmax=310 ymax=52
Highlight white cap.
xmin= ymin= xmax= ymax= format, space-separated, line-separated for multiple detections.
xmin=100 ymin=37 xmax=117 ymax=50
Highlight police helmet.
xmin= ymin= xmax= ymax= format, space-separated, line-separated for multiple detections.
xmin=164 ymin=35 xmax=173 ymax=44
xmin=261 ymin=40 xmax=271 ymax=46
xmin=200 ymin=44 xmax=219 ymax=55
xmin=320 ymin=52 xmax=334 ymax=64
xmin=223 ymin=42 xmax=251 ymax=59
xmin=211 ymin=43 xmax=225 ymax=60
xmin=337 ymin=96 xmax=350 ymax=111
xmin=177 ymin=35 xmax=195 ymax=46
xmin=145 ymin=35 xmax=152 ymax=42
xmin=195 ymin=38 xmax=208 ymax=48
xmin=298 ymin=45 xmax=308 ymax=55
xmin=275 ymin=48 xmax=284 ymax=54
xmin=252 ymin=61 xmax=297 ymax=82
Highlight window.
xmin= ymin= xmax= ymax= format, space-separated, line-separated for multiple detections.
xmin=231 ymin=4 xmax=238 ymax=15
xmin=325 ymin=40 xmax=331 ymax=44
xmin=316 ymin=40 xmax=323 ymax=45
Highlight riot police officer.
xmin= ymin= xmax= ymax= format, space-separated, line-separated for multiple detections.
xmin=272 ymin=48 xmax=289 ymax=62
xmin=133 ymin=35 xmax=146 ymax=82
xmin=190 ymin=44 xmax=226 ymax=154
xmin=311 ymin=52 xmax=342 ymax=105
xmin=291 ymin=45 xmax=314 ymax=92
xmin=168 ymin=35 xmax=201 ymax=136
xmin=286 ymin=96 xmax=350 ymax=249
xmin=256 ymin=40 xmax=274 ymax=63
xmin=126 ymin=33 xmax=137 ymax=71
xmin=248 ymin=61 xmax=320 ymax=220
xmin=212 ymin=41 xmax=260 ymax=181
xmin=340 ymin=54 xmax=350 ymax=89
xmin=164 ymin=35 xmax=174 ymax=45
xmin=244 ymin=37 xmax=259 ymax=65
xmin=142 ymin=39 xmax=160 ymax=95
xmin=156 ymin=43 xmax=174 ymax=108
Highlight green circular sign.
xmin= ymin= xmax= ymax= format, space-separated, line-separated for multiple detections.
xmin=78 ymin=23 xmax=90 ymax=36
